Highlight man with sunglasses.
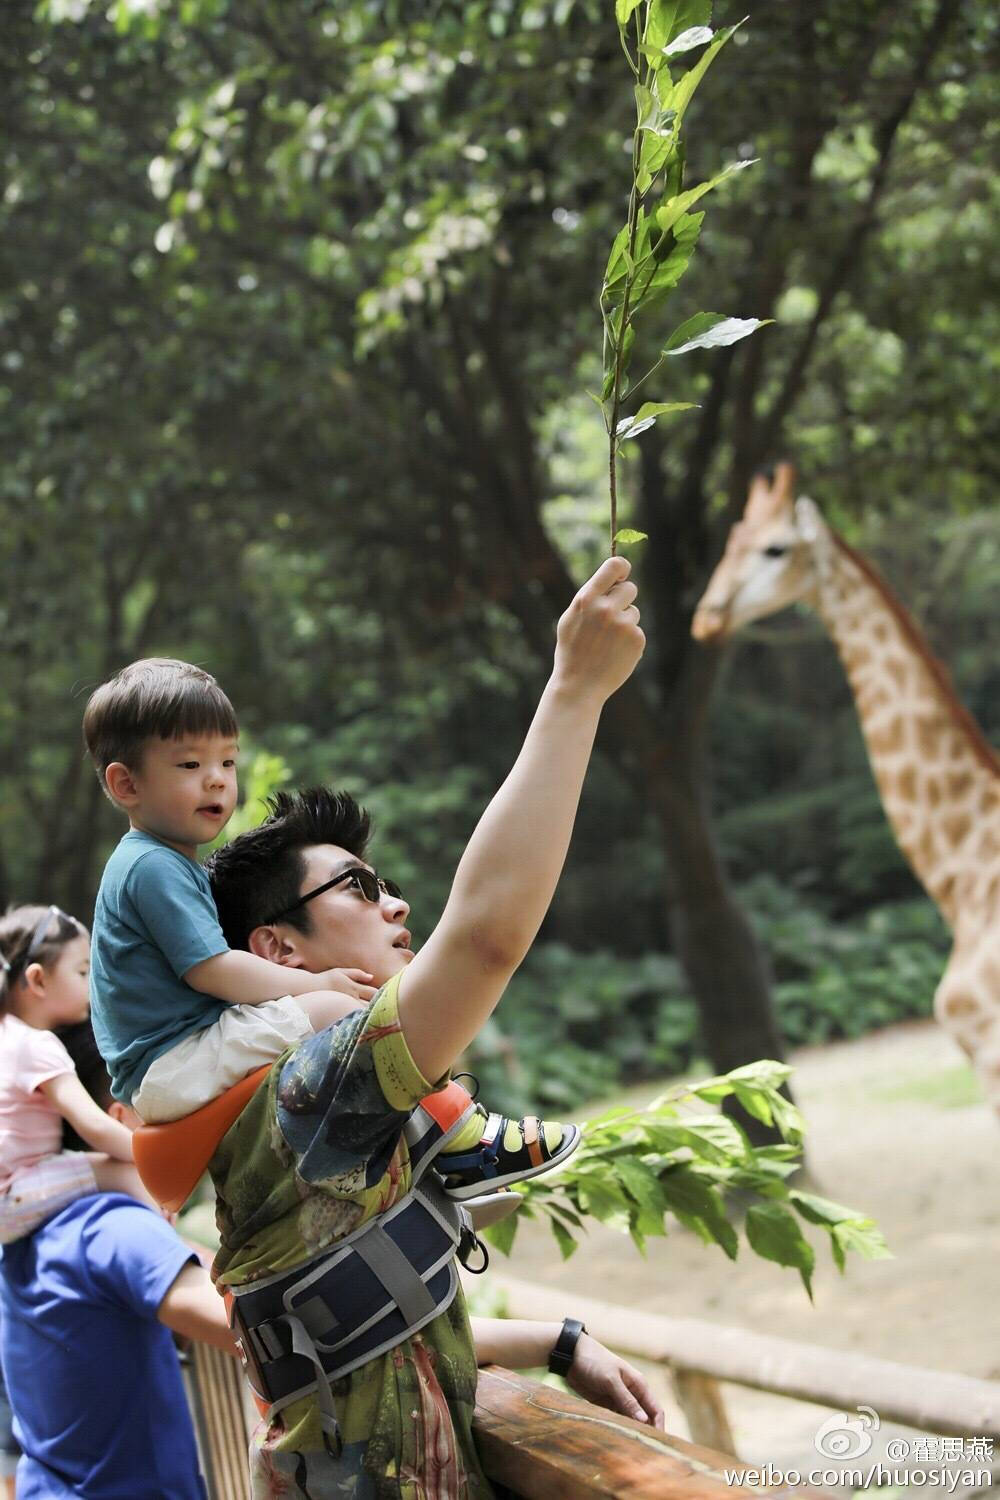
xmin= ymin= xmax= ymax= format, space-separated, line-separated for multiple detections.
xmin=200 ymin=556 xmax=647 ymax=1497
xmin=82 ymin=650 xmax=580 ymax=1202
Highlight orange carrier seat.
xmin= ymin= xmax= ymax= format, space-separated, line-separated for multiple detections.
xmin=133 ymin=1068 xmax=474 ymax=1214
xmin=132 ymin=1065 xmax=271 ymax=1213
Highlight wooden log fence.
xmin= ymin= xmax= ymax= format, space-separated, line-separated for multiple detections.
xmin=474 ymin=1366 xmax=764 ymax=1499
xmin=184 ymin=1346 xmax=767 ymax=1500
xmin=180 ymin=1275 xmax=1000 ymax=1497
xmin=488 ymin=1274 xmax=1000 ymax=1454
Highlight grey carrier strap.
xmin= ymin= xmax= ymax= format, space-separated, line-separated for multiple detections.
xmin=228 ymin=1170 xmax=476 ymax=1452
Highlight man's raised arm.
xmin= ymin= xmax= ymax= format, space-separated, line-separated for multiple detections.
xmin=397 ymin=557 xmax=644 ymax=1082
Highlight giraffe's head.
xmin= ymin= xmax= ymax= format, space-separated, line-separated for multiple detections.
xmin=691 ymin=463 xmax=832 ymax=643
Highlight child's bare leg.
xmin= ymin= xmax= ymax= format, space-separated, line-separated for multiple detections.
xmin=296 ymin=989 xmax=366 ymax=1032
xmin=91 ymin=1156 xmax=161 ymax=1213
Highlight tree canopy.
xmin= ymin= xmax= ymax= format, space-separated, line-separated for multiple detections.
xmin=2 ymin=0 xmax=995 ymax=1107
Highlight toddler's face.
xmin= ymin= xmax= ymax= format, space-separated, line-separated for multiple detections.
xmin=35 ymin=934 xmax=92 ymax=1028
xmin=127 ymin=733 xmax=239 ymax=856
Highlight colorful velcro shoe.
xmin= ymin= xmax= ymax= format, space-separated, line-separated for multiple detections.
xmin=438 ymin=1112 xmax=581 ymax=1201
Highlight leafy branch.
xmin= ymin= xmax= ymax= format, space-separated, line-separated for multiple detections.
xmin=485 ymin=1059 xmax=889 ymax=1299
xmin=599 ymin=1 xmax=770 ymax=553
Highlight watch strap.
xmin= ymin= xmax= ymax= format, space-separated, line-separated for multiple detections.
xmin=548 ymin=1317 xmax=585 ymax=1376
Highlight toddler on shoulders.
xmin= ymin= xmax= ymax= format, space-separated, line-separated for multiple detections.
xmin=83 ymin=660 xmax=368 ymax=1123
xmin=83 ymin=658 xmax=578 ymax=1201
xmin=0 ymin=905 xmax=157 ymax=1244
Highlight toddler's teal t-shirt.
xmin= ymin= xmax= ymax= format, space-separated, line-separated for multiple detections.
xmin=90 ymin=830 xmax=229 ymax=1104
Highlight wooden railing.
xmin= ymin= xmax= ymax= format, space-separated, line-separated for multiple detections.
xmin=184 ymin=1278 xmax=1000 ymax=1498
xmin=184 ymin=1344 xmax=254 ymax=1500
xmin=491 ymin=1274 xmax=1000 ymax=1453
xmin=474 ymin=1366 xmax=755 ymax=1499
xmin=185 ymin=1344 xmax=760 ymax=1500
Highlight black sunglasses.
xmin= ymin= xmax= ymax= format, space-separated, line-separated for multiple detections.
xmin=269 ymin=866 xmax=403 ymax=924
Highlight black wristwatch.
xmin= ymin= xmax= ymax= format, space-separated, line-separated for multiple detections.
xmin=548 ymin=1317 xmax=586 ymax=1376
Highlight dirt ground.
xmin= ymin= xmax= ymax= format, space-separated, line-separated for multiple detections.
xmin=472 ymin=1018 xmax=1000 ymax=1482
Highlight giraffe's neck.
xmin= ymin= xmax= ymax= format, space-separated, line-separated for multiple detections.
xmin=813 ymin=535 xmax=999 ymax=932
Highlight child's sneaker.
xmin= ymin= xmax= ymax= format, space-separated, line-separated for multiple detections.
xmin=438 ymin=1110 xmax=581 ymax=1201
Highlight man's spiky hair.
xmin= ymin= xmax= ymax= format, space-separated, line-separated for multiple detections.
xmin=206 ymin=787 xmax=372 ymax=950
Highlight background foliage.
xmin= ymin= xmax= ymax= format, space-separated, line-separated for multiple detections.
xmin=1 ymin=0 xmax=995 ymax=1114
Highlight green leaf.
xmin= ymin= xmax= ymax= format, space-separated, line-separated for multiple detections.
xmin=745 ymin=1202 xmax=815 ymax=1298
xmin=616 ymin=400 xmax=694 ymax=441
xmin=660 ymin=1166 xmax=738 ymax=1259
xmin=615 ymin=414 xmax=652 ymax=439
xmin=603 ymin=224 xmax=631 ymax=291
xmin=768 ymin=1091 xmax=805 ymax=1142
xmin=726 ymin=1060 xmax=794 ymax=1090
xmin=830 ymin=1220 xmax=893 ymax=1264
xmin=654 ymin=157 xmax=756 ymax=236
xmin=616 ymin=0 xmax=643 ymax=25
xmin=830 ymin=1232 xmax=846 ymax=1274
xmin=614 ymin=528 xmax=649 ymax=546
xmin=629 ymin=1224 xmax=648 ymax=1256
xmin=619 ymin=323 xmax=635 ymax=382
xmin=732 ymin=1081 xmax=774 ymax=1128
xmin=550 ymin=1216 xmax=578 ymax=1261
xmin=631 ymin=207 xmax=655 ymax=265
xmin=585 ymin=1106 xmax=636 ymax=1129
xmin=664 ymin=313 xmax=770 ymax=356
xmin=634 ymin=84 xmax=657 ymax=126
xmin=575 ymin=1175 xmax=633 ymax=1230
xmin=546 ymin=1201 xmax=586 ymax=1231
xmin=636 ymin=399 xmax=696 ymax=422
xmin=683 ymin=1074 xmax=733 ymax=1104
xmin=642 ymin=1114 xmax=744 ymax=1163
xmin=663 ymin=25 xmax=714 ymax=56
xmin=484 ymin=1212 xmax=519 ymax=1257
xmin=661 ymin=19 xmax=747 ymax=128
xmin=637 ymin=134 xmax=679 ymax=197
xmin=646 ymin=0 xmax=712 ymax=52
xmin=789 ymin=1191 xmax=870 ymax=1227
xmin=631 ymin=212 xmax=703 ymax=317
xmin=613 ymin=1156 xmax=667 ymax=1214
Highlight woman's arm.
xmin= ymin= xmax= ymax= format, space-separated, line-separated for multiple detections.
xmin=470 ymin=1316 xmax=664 ymax=1429
xmin=41 ymin=1072 xmax=135 ymax=1161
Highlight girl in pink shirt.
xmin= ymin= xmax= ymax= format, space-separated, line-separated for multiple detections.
xmin=0 ymin=904 xmax=155 ymax=1242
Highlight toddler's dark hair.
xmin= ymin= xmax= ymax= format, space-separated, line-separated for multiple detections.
xmin=0 ymin=904 xmax=87 ymax=1016
xmin=82 ymin=657 xmax=238 ymax=792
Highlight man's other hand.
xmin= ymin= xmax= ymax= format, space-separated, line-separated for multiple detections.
xmin=565 ymin=1332 xmax=665 ymax=1430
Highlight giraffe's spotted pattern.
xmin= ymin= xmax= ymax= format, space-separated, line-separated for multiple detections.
xmin=692 ymin=482 xmax=1000 ymax=1116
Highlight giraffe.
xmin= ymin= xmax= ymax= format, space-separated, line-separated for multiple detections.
xmin=691 ymin=463 xmax=1000 ymax=1110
